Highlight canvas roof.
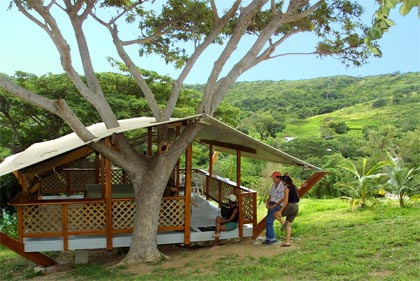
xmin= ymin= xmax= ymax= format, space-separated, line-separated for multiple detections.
xmin=0 ymin=115 xmax=321 ymax=177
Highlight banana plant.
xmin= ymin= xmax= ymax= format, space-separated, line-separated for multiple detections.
xmin=384 ymin=152 xmax=420 ymax=207
xmin=337 ymin=158 xmax=389 ymax=210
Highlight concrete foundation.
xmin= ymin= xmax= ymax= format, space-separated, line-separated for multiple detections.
xmin=75 ymin=249 xmax=89 ymax=264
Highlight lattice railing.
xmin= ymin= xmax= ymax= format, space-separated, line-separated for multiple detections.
xmin=22 ymin=205 xmax=62 ymax=235
xmin=195 ymin=169 xmax=257 ymax=232
xmin=112 ymin=200 xmax=136 ymax=230
xmin=39 ymin=168 xmax=129 ymax=196
xmin=67 ymin=169 xmax=96 ymax=192
xmin=20 ymin=197 xmax=185 ymax=238
xmin=240 ymin=192 xmax=255 ymax=223
xmin=206 ymin=177 xmax=220 ymax=201
xmin=159 ymin=198 xmax=185 ymax=227
xmin=20 ymin=169 xmax=254 ymax=245
xmin=40 ymin=173 xmax=67 ymax=194
xmin=68 ymin=202 xmax=106 ymax=233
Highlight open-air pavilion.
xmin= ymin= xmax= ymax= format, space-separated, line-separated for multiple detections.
xmin=0 ymin=114 xmax=326 ymax=267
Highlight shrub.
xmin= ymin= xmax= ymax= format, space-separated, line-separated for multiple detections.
xmin=0 ymin=209 xmax=18 ymax=239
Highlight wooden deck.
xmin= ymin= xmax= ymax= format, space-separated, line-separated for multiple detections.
xmin=23 ymin=194 xmax=253 ymax=252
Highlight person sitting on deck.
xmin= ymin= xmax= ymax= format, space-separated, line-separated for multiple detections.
xmin=213 ymin=194 xmax=239 ymax=246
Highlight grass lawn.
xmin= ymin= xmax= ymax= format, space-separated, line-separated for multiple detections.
xmin=1 ymin=198 xmax=419 ymax=280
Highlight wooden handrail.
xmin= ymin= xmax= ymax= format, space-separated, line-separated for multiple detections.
xmin=252 ymin=171 xmax=328 ymax=239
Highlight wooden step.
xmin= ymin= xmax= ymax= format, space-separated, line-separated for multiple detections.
xmin=0 ymin=232 xmax=57 ymax=267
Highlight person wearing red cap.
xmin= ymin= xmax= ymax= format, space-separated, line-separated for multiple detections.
xmin=263 ymin=171 xmax=285 ymax=245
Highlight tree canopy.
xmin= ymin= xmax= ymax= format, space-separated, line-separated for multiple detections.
xmin=0 ymin=0 xmax=414 ymax=263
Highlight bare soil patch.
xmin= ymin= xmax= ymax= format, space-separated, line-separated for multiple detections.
xmin=33 ymin=238 xmax=296 ymax=279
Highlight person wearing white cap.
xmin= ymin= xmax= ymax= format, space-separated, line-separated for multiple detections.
xmin=213 ymin=194 xmax=239 ymax=246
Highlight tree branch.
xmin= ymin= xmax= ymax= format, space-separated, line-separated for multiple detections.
xmin=207 ymin=0 xmax=323 ymax=114
xmin=92 ymin=14 xmax=163 ymax=119
xmin=200 ymin=0 xmax=267 ymax=114
xmin=210 ymin=0 xmax=220 ymax=24
xmin=18 ymin=0 xmax=119 ymax=128
xmin=164 ymin=0 xmax=241 ymax=118
xmin=0 ymin=76 xmax=95 ymax=141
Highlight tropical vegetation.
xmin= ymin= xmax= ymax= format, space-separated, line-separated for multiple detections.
xmin=1 ymin=72 xmax=419 ymax=211
xmin=1 ymin=198 xmax=419 ymax=280
xmin=1 ymin=0 xmax=419 ymax=263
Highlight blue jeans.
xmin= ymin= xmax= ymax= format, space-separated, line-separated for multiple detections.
xmin=266 ymin=202 xmax=280 ymax=241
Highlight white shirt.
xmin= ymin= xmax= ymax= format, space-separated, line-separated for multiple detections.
xmin=269 ymin=182 xmax=285 ymax=203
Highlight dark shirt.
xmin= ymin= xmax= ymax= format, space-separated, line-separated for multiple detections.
xmin=226 ymin=206 xmax=239 ymax=223
xmin=287 ymin=184 xmax=300 ymax=203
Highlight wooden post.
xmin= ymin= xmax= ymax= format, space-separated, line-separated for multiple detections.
xmin=147 ymin=127 xmax=153 ymax=156
xmin=104 ymin=139 xmax=113 ymax=250
xmin=18 ymin=172 xmax=28 ymax=193
xmin=65 ymin=170 xmax=71 ymax=195
xmin=62 ymin=204 xmax=68 ymax=251
xmin=252 ymin=192 xmax=257 ymax=230
xmin=95 ymin=153 xmax=100 ymax=184
xmin=175 ymin=126 xmax=180 ymax=187
xmin=236 ymin=150 xmax=242 ymax=238
xmin=184 ymin=143 xmax=192 ymax=245
xmin=218 ymin=181 xmax=222 ymax=207
xmin=236 ymin=150 xmax=241 ymax=188
xmin=17 ymin=207 xmax=23 ymax=243
xmin=238 ymin=194 xmax=243 ymax=239
xmin=208 ymin=145 xmax=213 ymax=176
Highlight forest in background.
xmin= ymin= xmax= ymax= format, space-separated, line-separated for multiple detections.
xmin=1 ymin=71 xmax=419 ymax=209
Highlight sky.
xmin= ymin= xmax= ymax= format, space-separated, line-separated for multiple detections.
xmin=0 ymin=1 xmax=419 ymax=84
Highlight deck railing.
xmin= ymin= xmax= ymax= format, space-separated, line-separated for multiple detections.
xmin=12 ymin=168 xmax=256 ymax=249
xmin=196 ymin=169 xmax=257 ymax=238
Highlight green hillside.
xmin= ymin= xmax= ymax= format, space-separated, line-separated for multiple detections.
xmin=224 ymin=72 xmax=420 ymax=140
xmin=281 ymin=100 xmax=419 ymax=139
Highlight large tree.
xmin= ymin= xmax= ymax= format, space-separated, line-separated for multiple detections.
xmin=0 ymin=0 xmax=400 ymax=263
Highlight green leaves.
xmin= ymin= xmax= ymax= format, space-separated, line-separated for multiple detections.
xmin=399 ymin=0 xmax=420 ymax=16
xmin=337 ymin=158 xmax=389 ymax=209
xmin=384 ymin=152 xmax=420 ymax=207
xmin=365 ymin=0 xmax=420 ymax=54
xmin=136 ymin=0 xmax=214 ymax=68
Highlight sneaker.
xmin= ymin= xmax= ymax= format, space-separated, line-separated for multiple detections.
xmin=262 ymin=239 xmax=277 ymax=246
xmin=281 ymin=221 xmax=289 ymax=232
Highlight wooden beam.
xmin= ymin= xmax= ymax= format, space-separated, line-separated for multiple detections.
xmin=199 ymin=139 xmax=256 ymax=154
xmin=252 ymin=171 xmax=328 ymax=239
xmin=175 ymin=126 xmax=181 ymax=188
xmin=0 ymin=232 xmax=57 ymax=267
xmin=15 ymin=171 xmax=28 ymax=193
xmin=95 ymin=153 xmax=100 ymax=184
xmin=184 ymin=143 xmax=192 ymax=245
xmin=62 ymin=205 xmax=68 ymax=251
xmin=17 ymin=207 xmax=23 ymax=243
xmin=24 ymin=146 xmax=93 ymax=178
xmin=104 ymin=141 xmax=113 ymax=250
xmin=298 ymin=171 xmax=328 ymax=197
xmin=238 ymin=195 xmax=243 ymax=239
xmin=208 ymin=145 xmax=213 ymax=176
xmin=147 ymin=127 xmax=152 ymax=156
xmin=236 ymin=150 xmax=241 ymax=187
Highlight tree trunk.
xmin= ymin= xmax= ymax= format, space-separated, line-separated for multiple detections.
xmin=399 ymin=192 xmax=405 ymax=208
xmin=122 ymin=171 xmax=167 ymax=263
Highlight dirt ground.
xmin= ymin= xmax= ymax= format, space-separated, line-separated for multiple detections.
xmin=33 ymin=238 xmax=296 ymax=279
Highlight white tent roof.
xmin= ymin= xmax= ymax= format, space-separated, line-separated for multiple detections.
xmin=0 ymin=115 xmax=320 ymax=177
